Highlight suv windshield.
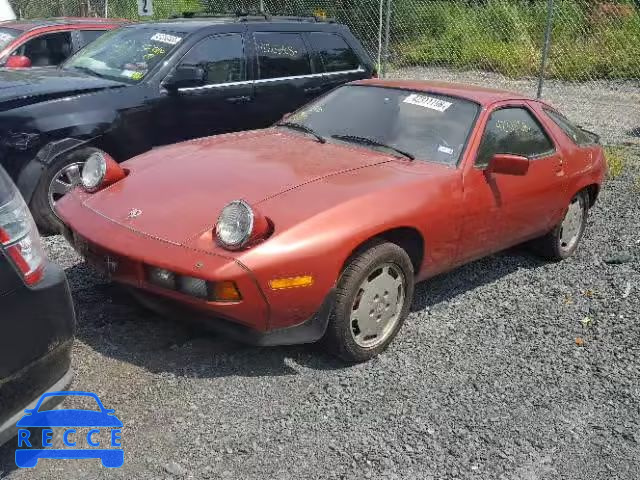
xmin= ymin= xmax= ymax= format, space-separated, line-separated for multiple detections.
xmin=287 ymin=85 xmax=479 ymax=164
xmin=63 ymin=27 xmax=186 ymax=83
xmin=0 ymin=28 xmax=20 ymax=51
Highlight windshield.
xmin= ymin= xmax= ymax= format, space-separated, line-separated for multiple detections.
xmin=63 ymin=27 xmax=185 ymax=83
xmin=287 ymin=85 xmax=480 ymax=164
xmin=0 ymin=27 xmax=19 ymax=51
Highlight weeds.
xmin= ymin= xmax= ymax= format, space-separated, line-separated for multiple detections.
xmin=605 ymin=146 xmax=626 ymax=179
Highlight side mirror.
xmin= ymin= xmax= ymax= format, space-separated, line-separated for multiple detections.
xmin=6 ymin=55 xmax=32 ymax=68
xmin=163 ymin=65 xmax=205 ymax=91
xmin=487 ymin=153 xmax=529 ymax=176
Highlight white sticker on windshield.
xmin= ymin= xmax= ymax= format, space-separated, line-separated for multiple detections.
xmin=403 ymin=94 xmax=452 ymax=112
xmin=150 ymin=33 xmax=182 ymax=45
xmin=438 ymin=145 xmax=454 ymax=155
xmin=0 ymin=33 xmax=13 ymax=43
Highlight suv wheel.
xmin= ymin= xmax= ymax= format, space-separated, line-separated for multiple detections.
xmin=31 ymin=147 xmax=101 ymax=234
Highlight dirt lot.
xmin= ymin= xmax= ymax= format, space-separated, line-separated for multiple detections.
xmin=1 ymin=101 xmax=639 ymax=480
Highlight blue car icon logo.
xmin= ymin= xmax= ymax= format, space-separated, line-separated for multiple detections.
xmin=15 ymin=391 xmax=123 ymax=468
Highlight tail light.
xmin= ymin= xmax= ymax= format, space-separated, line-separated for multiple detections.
xmin=0 ymin=169 xmax=46 ymax=285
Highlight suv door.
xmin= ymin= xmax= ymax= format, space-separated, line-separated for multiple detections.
xmin=460 ymin=104 xmax=567 ymax=260
xmin=158 ymin=32 xmax=253 ymax=144
xmin=249 ymin=31 xmax=318 ymax=126
xmin=306 ymin=31 xmax=368 ymax=96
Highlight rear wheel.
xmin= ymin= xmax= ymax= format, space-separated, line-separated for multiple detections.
xmin=30 ymin=147 xmax=102 ymax=234
xmin=323 ymin=241 xmax=415 ymax=363
xmin=532 ymin=190 xmax=589 ymax=261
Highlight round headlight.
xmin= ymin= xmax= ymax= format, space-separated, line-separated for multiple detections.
xmin=216 ymin=200 xmax=254 ymax=249
xmin=81 ymin=152 xmax=107 ymax=191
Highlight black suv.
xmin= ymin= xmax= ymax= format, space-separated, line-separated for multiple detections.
xmin=0 ymin=14 xmax=374 ymax=232
xmin=0 ymin=166 xmax=75 ymax=446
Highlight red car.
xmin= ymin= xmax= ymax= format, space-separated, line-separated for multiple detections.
xmin=0 ymin=17 xmax=126 ymax=68
xmin=56 ymin=80 xmax=606 ymax=362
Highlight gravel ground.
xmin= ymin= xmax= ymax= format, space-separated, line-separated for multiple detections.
xmin=1 ymin=150 xmax=639 ymax=479
xmin=391 ymin=66 xmax=640 ymax=146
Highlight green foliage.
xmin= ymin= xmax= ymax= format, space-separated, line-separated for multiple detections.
xmin=396 ymin=0 xmax=640 ymax=80
xmin=605 ymin=146 xmax=626 ymax=179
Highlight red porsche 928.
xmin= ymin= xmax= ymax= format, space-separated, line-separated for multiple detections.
xmin=56 ymin=80 xmax=606 ymax=362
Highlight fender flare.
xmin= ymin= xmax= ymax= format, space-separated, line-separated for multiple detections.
xmin=16 ymin=137 xmax=99 ymax=203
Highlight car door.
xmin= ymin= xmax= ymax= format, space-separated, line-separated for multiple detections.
xmin=71 ymin=29 xmax=109 ymax=54
xmin=306 ymin=31 xmax=369 ymax=96
xmin=12 ymin=30 xmax=73 ymax=67
xmin=156 ymin=32 xmax=254 ymax=145
xmin=459 ymin=103 xmax=567 ymax=261
xmin=249 ymin=30 xmax=319 ymax=127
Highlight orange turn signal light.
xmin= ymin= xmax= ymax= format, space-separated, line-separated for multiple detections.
xmin=269 ymin=275 xmax=314 ymax=290
xmin=212 ymin=281 xmax=242 ymax=302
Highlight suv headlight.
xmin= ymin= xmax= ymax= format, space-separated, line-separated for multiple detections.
xmin=215 ymin=200 xmax=270 ymax=250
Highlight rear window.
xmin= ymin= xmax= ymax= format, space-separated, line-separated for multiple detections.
xmin=308 ymin=32 xmax=360 ymax=72
xmin=0 ymin=27 xmax=20 ymax=51
xmin=544 ymin=108 xmax=596 ymax=145
xmin=254 ymin=32 xmax=311 ymax=79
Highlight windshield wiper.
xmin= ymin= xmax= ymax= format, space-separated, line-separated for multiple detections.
xmin=331 ymin=134 xmax=415 ymax=160
xmin=277 ymin=121 xmax=326 ymax=144
xmin=69 ymin=65 xmax=107 ymax=79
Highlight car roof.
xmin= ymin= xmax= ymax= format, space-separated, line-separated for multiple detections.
xmin=353 ymin=79 xmax=530 ymax=106
xmin=0 ymin=17 xmax=128 ymax=31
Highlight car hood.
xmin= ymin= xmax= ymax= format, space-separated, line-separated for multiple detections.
xmin=0 ymin=68 xmax=125 ymax=111
xmin=16 ymin=410 xmax=123 ymax=428
xmin=81 ymin=129 xmax=395 ymax=245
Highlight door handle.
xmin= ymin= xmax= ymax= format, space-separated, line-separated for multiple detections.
xmin=304 ymin=86 xmax=323 ymax=94
xmin=226 ymin=95 xmax=251 ymax=104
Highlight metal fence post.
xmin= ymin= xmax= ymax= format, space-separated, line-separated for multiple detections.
xmin=537 ymin=0 xmax=554 ymax=98
xmin=377 ymin=0 xmax=383 ymax=74
xmin=382 ymin=0 xmax=392 ymax=78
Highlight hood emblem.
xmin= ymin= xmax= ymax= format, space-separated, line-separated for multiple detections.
xmin=127 ymin=208 xmax=142 ymax=219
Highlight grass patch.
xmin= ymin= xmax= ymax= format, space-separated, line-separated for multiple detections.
xmin=605 ymin=146 xmax=627 ymax=179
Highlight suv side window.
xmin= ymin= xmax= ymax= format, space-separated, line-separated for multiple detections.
xmin=544 ymin=108 xmax=594 ymax=145
xmin=178 ymin=34 xmax=245 ymax=86
xmin=476 ymin=107 xmax=554 ymax=167
xmin=16 ymin=31 xmax=73 ymax=66
xmin=308 ymin=32 xmax=359 ymax=72
xmin=254 ymin=32 xmax=311 ymax=79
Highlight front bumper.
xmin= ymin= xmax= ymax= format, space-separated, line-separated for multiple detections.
xmin=130 ymin=287 xmax=336 ymax=346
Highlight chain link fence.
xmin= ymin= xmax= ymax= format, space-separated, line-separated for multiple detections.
xmin=7 ymin=0 xmax=640 ymax=144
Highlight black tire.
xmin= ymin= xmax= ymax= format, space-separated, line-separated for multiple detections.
xmin=323 ymin=240 xmax=415 ymax=363
xmin=30 ymin=147 xmax=102 ymax=234
xmin=531 ymin=190 xmax=589 ymax=261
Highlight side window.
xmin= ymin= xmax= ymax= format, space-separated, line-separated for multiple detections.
xmin=476 ymin=107 xmax=554 ymax=167
xmin=178 ymin=34 xmax=245 ymax=86
xmin=78 ymin=30 xmax=107 ymax=49
xmin=17 ymin=31 xmax=72 ymax=66
xmin=544 ymin=108 xmax=594 ymax=145
xmin=308 ymin=32 xmax=359 ymax=72
xmin=254 ymin=32 xmax=311 ymax=79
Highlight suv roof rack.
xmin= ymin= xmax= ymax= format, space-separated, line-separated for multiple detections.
xmin=171 ymin=10 xmax=334 ymax=23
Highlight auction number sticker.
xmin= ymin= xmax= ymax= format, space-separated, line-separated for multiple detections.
xmin=0 ymin=33 xmax=13 ymax=43
xmin=403 ymin=93 xmax=452 ymax=112
xmin=150 ymin=33 xmax=182 ymax=45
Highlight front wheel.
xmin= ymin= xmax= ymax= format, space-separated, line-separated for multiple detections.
xmin=30 ymin=147 xmax=103 ymax=234
xmin=532 ymin=190 xmax=589 ymax=261
xmin=323 ymin=241 xmax=415 ymax=363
